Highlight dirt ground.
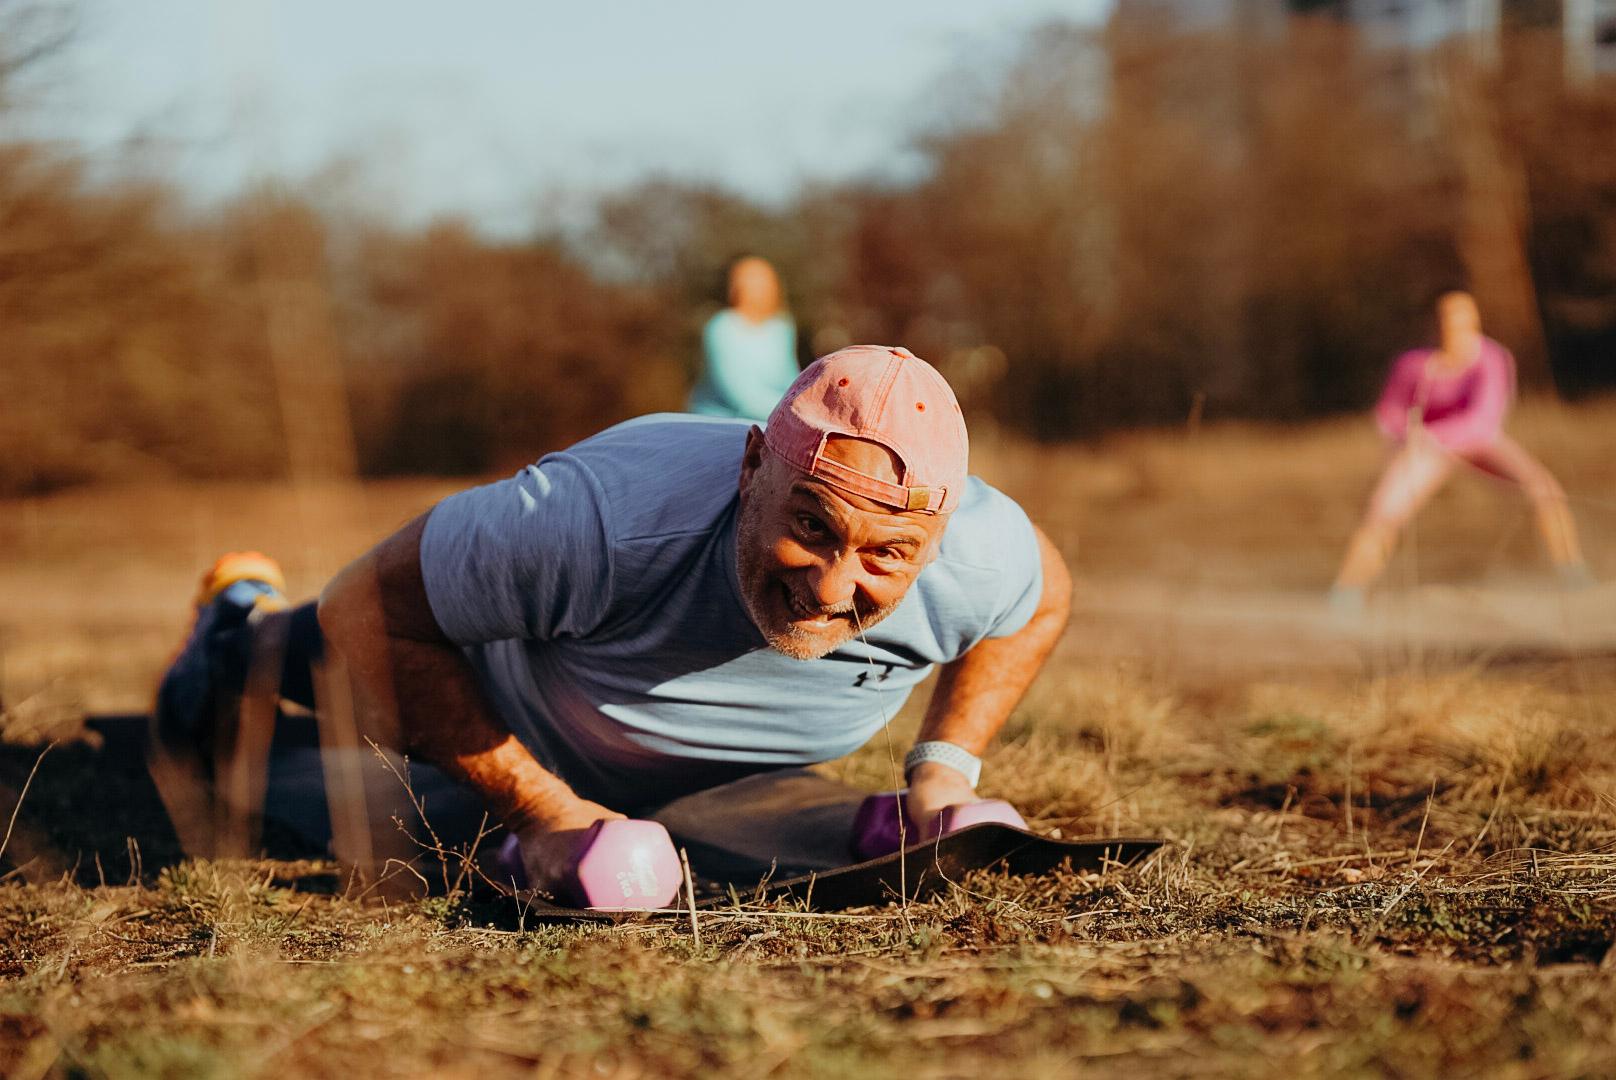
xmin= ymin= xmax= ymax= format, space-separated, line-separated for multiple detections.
xmin=3 ymin=399 xmax=1616 ymax=1078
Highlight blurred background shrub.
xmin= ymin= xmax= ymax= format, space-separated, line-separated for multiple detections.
xmin=2 ymin=4 xmax=1613 ymax=493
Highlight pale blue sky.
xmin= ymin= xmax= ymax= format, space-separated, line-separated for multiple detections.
xmin=26 ymin=0 xmax=1110 ymax=231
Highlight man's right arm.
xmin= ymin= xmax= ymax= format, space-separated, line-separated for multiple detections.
xmin=316 ymin=512 xmax=621 ymax=886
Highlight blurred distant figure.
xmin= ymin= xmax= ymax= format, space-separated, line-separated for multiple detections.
xmin=1330 ymin=291 xmax=1591 ymax=611
xmin=687 ymin=255 xmax=801 ymax=421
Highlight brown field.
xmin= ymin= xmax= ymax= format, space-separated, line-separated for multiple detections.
xmin=4 ymin=399 xmax=1616 ymax=1078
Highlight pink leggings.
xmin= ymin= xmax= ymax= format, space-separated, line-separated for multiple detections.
xmin=1367 ymin=433 xmax=1567 ymax=527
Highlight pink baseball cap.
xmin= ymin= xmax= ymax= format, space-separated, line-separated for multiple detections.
xmin=763 ymin=345 xmax=968 ymax=515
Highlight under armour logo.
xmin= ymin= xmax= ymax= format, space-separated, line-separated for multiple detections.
xmin=854 ymin=664 xmax=897 ymax=688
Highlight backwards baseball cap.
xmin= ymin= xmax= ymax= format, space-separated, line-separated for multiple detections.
xmin=763 ymin=345 xmax=968 ymax=515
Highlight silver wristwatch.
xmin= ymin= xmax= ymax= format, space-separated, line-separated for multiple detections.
xmin=903 ymin=741 xmax=982 ymax=787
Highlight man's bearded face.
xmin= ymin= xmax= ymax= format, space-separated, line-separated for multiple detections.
xmin=735 ymin=432 xmax=947 ymax=661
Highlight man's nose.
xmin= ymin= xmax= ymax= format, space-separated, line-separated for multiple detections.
xmin=805 ymin=551 xmax=860 ymax=609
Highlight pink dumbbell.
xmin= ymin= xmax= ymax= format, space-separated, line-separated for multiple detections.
xmin=851 ymin=791 xmax=1027 ymax=861
xmin=494 ymin=819 xmax=682 ymax=910
xmin=937 ymin=799 xmax=1028 ymax=833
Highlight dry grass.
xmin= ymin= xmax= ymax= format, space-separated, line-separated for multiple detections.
xmin=3 ymin=401 xmax=1616 ymax=1077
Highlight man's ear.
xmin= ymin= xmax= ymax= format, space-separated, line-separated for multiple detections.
xmin=738 ymin=426 xmax=767 ymax=497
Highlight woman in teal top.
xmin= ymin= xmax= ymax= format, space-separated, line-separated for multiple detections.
xmin=687 ymin=256 xmax=802 ymax=421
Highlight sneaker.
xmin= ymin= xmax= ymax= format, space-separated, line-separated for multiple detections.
xmin=1327 ymin=584 xmax=1366 ymax=622
xmin=154 ymin=552 xmax=289 ymax=774
xmin=194 ymin=551 xmax=290 ymax=610
xmin=1558 ymin=562 xmax=1597 ymax=591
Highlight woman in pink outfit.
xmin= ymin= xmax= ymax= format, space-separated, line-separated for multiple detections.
xmin=1331 ymin=291 xmax=1590 ymax=606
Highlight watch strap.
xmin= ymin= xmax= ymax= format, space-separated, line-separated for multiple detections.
xmin=903 ymin=741 xmax=982 ymax=787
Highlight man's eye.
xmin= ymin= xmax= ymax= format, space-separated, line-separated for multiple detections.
xmin=796 ymin=514 xmax=829 ymax=539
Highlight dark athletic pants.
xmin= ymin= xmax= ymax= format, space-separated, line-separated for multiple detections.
xmin=176 ymin=602 xmax=864 ymax=883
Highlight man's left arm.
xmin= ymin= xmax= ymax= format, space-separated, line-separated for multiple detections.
xmin=905 ymin=524 xmax=1072 ymax=836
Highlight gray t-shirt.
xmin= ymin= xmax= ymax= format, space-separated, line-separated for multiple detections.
xmin=420 ymin=414 xmax=1044 ymax=813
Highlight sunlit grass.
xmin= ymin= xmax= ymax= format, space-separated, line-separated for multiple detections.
xmin=3 ymin=409 xmax=1616 ymax=1076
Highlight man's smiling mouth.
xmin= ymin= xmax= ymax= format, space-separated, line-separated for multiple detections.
xmin=781 ymin=584 xmax=850 ymax=628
